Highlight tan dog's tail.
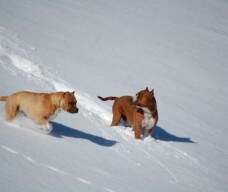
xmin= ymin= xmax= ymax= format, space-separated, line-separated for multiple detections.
xmin=0 ymin=96 xmax=8 ymax=101
xmin=97 ymin=96 xmax=118 ymax=101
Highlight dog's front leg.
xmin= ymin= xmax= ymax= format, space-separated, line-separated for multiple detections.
xmin=133 ymin=111 xmax=144 ymax=139
xmin=43 ymin=122 xmax=53 ymax=132
xmin=133 ymin=118 xmax=142 ymax=139
xmin=133 ymin=124 xmax=142 ymax=139
xmin=35 ymin=117 xmax=50 ymax=129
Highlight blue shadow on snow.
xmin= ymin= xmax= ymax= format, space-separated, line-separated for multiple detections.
xmin=152 ymin=126 xmax=194 ymax=143
xmin=50 ymin=122 xmax=117 ymax=147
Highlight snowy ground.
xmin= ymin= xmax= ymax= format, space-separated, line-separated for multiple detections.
xmin=0 ymin=0 xmax=228 ymax=191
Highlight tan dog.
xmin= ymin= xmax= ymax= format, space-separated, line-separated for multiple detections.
xmin=0 ymin=91 xmax=78 ymax=129
xmin=98 ymin=87 xmax=158 ymax=139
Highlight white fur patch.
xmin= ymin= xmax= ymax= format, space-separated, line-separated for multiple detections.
xmin=42 ymin=123 xmax=53 ymax=133
xmin=132 ymin=95 xmax=137 ymax=103
xmin=140 ymin=107 xmax=156 ymax=136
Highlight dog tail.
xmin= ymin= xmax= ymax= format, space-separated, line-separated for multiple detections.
xmin=0 ymin=96 xmax=8 ymax=101
xmin=97 ymin=96 xmax=118 ymax=101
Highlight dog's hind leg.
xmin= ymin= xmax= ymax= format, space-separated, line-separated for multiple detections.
xmin=111 ymin=109 xmax=122 ymax=126
xmin=110 ymin=102 xmax=121 ymax=126
xmin=4 ymin=101 xmax=18 ymax=121
xmin=111 ymin=114 xmax=122 ymax=126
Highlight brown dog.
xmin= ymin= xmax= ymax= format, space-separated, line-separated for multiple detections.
xmin=0 ymin=91 xmax=78 ymax=130
xmin=135 ymin=88 xmax=159 ymax=135
xmin=98 ymin=87 xmax=158 ymax=139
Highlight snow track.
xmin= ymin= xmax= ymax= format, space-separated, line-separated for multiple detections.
xmin=0 ymin=0 xmax=227 ymax=189
xmin=0 ymin=143 xmax=115 ymax=192
xmin=0 ymin=26 xmax=201 ymax=180
xmin=0 ymin=27 xmax=200 ymax=156
xmin=0 ymin=27 xmax=112 ymax=125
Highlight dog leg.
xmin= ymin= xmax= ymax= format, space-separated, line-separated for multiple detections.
xmin=35 ymin=117 xmax=49 ymax=127
xmin=133 ymin=124 xmax=142 ymax=139
xmin=111 ymin=102 xmax=122 ymax=126
xmin=4 ymin=101 xmax=18 ymax=121
xmin=111 ymin=111 xmax=122 ymax=126
xmin=133 ymin=111 xmax=144 ymax=139
xmin=43 ymin=122 xmax=53 ymax=132
xmin=31 ymin=116 xmax=52 ymax=133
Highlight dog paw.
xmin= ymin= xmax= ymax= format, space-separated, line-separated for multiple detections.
xmin=39 ymin=123 xmax=53 ymax=133
xmin=46 ymin=123 xmax=53 ymax=132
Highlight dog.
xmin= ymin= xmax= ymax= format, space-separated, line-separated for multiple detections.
xmin=98 ymin=87 xmax=158 ymax=139
xmin=134 ymin=87 xmax=159 ymax=136
xmin=0 ymin=91 xmax=79 ymax=130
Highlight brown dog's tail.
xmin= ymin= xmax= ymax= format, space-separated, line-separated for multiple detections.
xmin=97 ymin=96 xmax=118 ymax=101
xmin=0 ymin=96 xmax=8 ymax=101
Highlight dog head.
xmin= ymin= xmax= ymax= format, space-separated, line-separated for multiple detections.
xmin=135 ymin=87 xmax=156 ymax=108
xmin=60 ymin=91 xmax=79 ymax=113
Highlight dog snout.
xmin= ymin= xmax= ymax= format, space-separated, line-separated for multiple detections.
xmin=69 ymin=107 xmax=79 ymax=113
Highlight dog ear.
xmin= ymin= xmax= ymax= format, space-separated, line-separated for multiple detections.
xmin=71 ymin=91 xmax=75 ymax=95
xmin=62 ymin=92 xmax=67 ymax=98
xmin=60 ymin=92 xmax=66 ymax=100
xmin=145 ymin=87 xmax=149 ymax=91
xmin=150 ymin=89 xmax=154 ymax=94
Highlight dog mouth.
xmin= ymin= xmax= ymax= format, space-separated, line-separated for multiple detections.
xmin=68 ymin=107 xmax=79 ymax=113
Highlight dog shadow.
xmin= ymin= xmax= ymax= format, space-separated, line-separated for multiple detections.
xmin=152 ymin=126 xmax=194 ymax=143
xmin=50 ymin=122 xmax=117 ymax=147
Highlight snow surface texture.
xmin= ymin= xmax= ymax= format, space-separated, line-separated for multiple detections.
xmin=0 ymin=0 xmax=228 ymax=191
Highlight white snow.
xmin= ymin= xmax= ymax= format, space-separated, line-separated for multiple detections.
xmin=0 ymin=0 xmax=228 ymax=192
